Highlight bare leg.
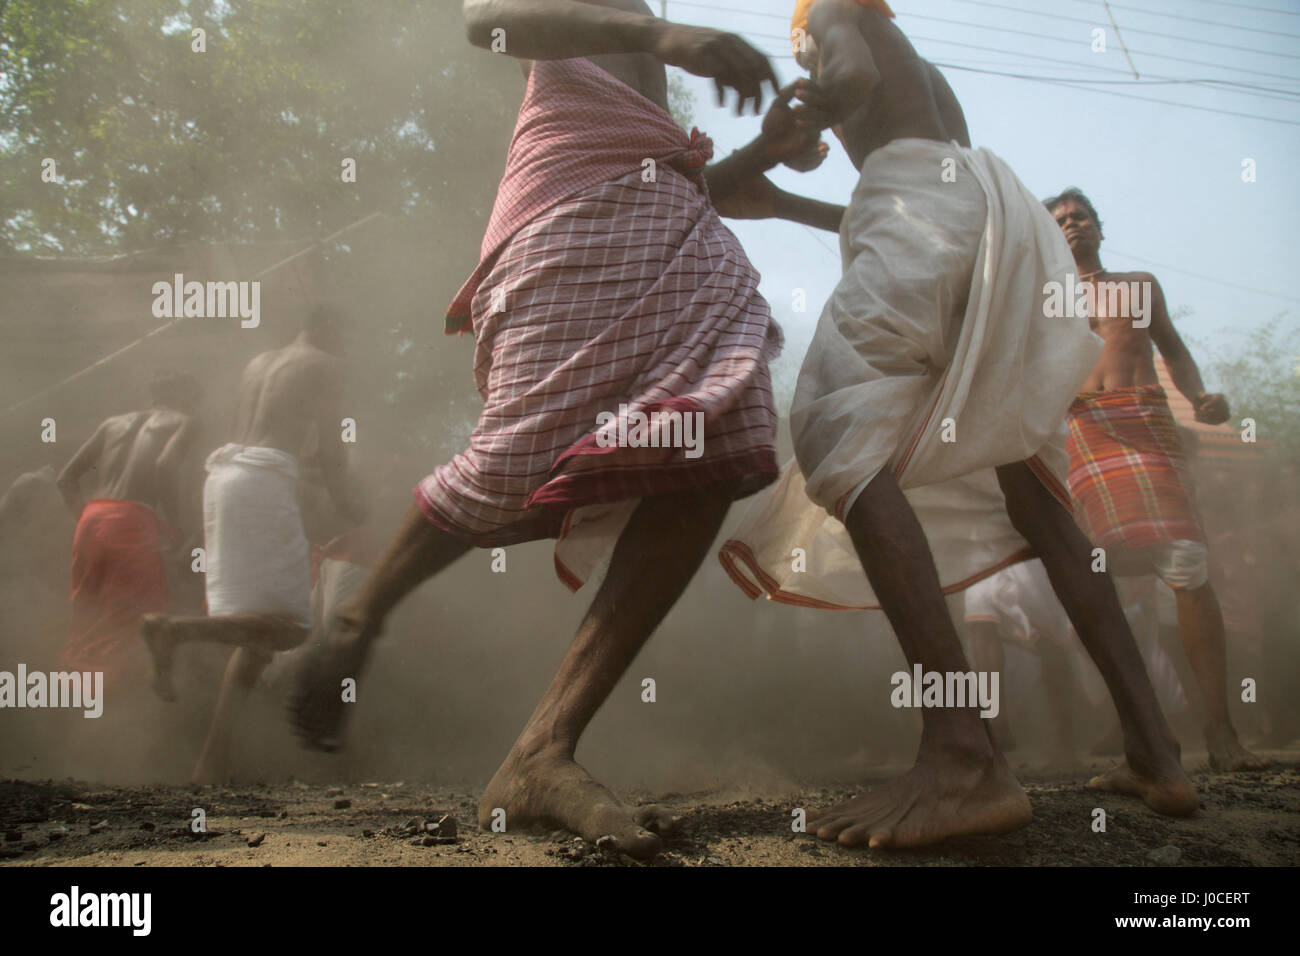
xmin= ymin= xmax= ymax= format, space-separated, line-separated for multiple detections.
xmin=1174 ymin=583 xmax=1270 ymax=771
xmin=141 ymin=613 xmax=306 ymax=701
xmin=288 ymin=503 xmax=471 ymax=749
xmin=995 ymin=462 xmax=1197 ymax=815
xmin=478 ymin=479 xmax=740 ymax=859
xmin=191 ymin=646 xmax=274 ymax=785
xmin=810 ymin=471 xmax=1032 ymax=849
xmin=967 ymin=622 xmax=1016 ymax=751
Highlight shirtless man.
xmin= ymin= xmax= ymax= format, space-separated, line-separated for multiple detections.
xmin=142 ymin=304 xmax=366 ymax=784
xmin=1046 ymin=187 xmax=1269 ymax=771
xmin=722 ymin=0 xmax=1196 ymax=847
xmin=287 ymin=0 xmax=827 ymax=859
xmin=56 ymin=371 xmax=201 ymax=687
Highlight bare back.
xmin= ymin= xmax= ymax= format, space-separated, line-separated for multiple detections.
xmin=814 ymin=6 xmax=970 ymax=169
xmin=64 ymin=408 xmax=191 ymax=509
xmin=230 ymin=340 xmax=342 ymax=458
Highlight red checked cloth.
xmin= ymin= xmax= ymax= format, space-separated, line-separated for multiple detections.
xmin=420 ymin=58 xmax=781 ymax=584
xmin=446 ymin=57 xmax=714 ymax=334
xmin=1066 ymin=384 xmax=1204 ymax=549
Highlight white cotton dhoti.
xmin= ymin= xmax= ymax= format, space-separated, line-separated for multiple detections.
xmin=202 ymin=444 xmax=311 ymax=626
xmin=720 ymin=139 xmax=1102 ymax=609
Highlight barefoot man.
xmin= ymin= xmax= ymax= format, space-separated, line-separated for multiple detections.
xmin=1045 ymin=187 xmax=1269 ymax=771
xmin=287 ymin=0 xmax=831 ymax=858
xmin=719 ymin=0 xmax=1197 ymax=847
xmin=56 ymin=370 xmax=201 ymax=689
xmin=143 ymin=305 xmax=366 ymax=784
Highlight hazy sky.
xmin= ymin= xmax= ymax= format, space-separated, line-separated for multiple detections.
xmin=662 ymin=0 xmax=1300 ymax=392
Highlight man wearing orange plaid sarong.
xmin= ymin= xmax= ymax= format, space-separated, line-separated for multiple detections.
xmin=1047 ymin=186 xmax=1269 ymax=772
xmin=287 ymin=0 xmax=835 ymax=859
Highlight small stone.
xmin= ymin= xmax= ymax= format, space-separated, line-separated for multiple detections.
xmin=410 ymin=837 xmax=425 ymax=846
xmin=325 ymin=786 xmax=343 ymax=797
xmin=89 ymin=819 xmax=109 ymax=833
xmin=333 ymin=799 xmax=351 ymax=810
xmin=435 ymin=814 xmax=458 ymax=840
xmin=1147 ymin=845 xmax=1182 ymax=866
xmin=247 ymin=833 xmax=267 ymax=848
xmin=139 ymin=821 xmax=155 ymax=831
xmin=361 ymin=829 xmax=375 ymax=838
xmin=316 ymin=841 xmax=328 ymax=847
xmin=48 ymin=826 xmax=68 ymax=841
xmin=706 ymin=856 xmax=723 ymax=865
xmin=278 ymin=811 xmax=288 ymax=819
xmin=550 ymin=830 xmax=567 ymax=843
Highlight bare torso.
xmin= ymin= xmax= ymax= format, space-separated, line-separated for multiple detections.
xmin=834 ymin=9 xmax=970 ymax=169
xmin=230 ymin=339 xmax=342 ymax=458
xmin=1077 ymin=269 xmax=1162 ymax=392
xmin=80 ymin=409 xmax=190 ymax=506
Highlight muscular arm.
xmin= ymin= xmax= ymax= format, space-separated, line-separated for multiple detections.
xmin=56 ymin=423 xmax=106 ymax=517
xmin=808 ymin=0 xmax=879 ymax=120
xmin=465 ymin=0 xmax=776 ymax=112
xmin=1147 ymin=277 xmax=1228 ymax=424
xmin=774 ymin=192 xmax=845 ymax=232
xmin=464 ymin=0 xmax=661 ymax=59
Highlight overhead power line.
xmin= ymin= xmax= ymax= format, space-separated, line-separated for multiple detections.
xmin=1062 ymin=0 xmax=1300 ymax=41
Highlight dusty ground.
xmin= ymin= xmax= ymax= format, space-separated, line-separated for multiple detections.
xmin=3 ymin=751 xmax=1297 ymax=867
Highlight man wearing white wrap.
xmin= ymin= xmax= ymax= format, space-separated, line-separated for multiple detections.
xmin=719 ymin=0 xmax=1197 ymax=846
xmin=142 ymin=304 xmax=366 ymax=784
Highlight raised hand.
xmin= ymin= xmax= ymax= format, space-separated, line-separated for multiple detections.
xmin=1194 ymin=392 xmax=1229 ymax=425
xmin=650 ymin=23 xmax=778 ymax=114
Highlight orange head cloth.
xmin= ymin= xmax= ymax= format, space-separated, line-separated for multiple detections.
xmin=791 ymin=0 xmax=895 ymax=55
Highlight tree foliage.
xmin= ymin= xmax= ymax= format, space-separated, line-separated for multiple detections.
xmin=1205 ymin=315 xmax=1300 ymax=460
xmin=0 ymin=0 xmax=518 ymax=255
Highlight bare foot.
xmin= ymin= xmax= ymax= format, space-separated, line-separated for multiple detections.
xmin=287 ymin=609 xmax=372 ymax=752
xmin=1087 ymin=762 xmax=1199 ymax=816
xmin=1206 ymin=725 xmax=1271 ymax=772
xmin=140 ymin=614 xmax=177 ymax=702
xmin=479 ymin=746 xmax=678 ymax=860
xmin=808 ymin=751 xmax=1032 ymax=849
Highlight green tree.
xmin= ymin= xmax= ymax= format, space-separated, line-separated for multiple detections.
xmin=1204 ymin=315 xmax=1300 ymax=460
xmin=0 ymin=0 xmax=518 ymax=255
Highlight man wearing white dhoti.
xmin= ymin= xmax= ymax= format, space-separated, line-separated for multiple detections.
xmin=718 ymin=0 xmax=1197 ymax=847
xmin=141 ymin=304 xmax=367 ymax=784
